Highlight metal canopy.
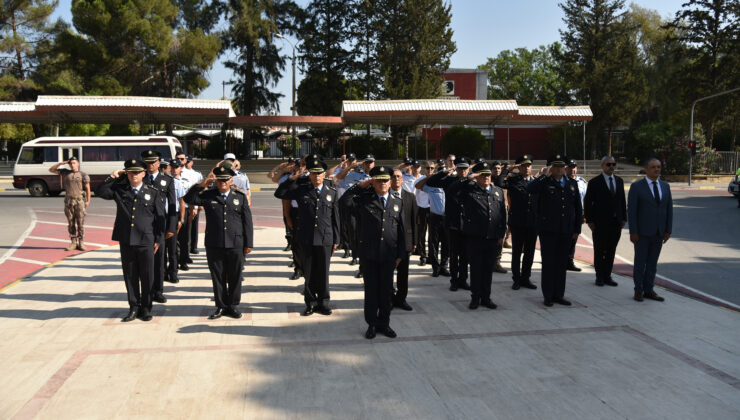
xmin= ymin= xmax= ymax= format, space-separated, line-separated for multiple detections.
xmin=229 ymin=115 xmax=344 ymax=129
xmin=341 ymin=99 xmax=519 ymax=126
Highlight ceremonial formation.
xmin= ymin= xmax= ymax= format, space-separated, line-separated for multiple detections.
xmin=84 ymin=150 xmax=673 ymax=338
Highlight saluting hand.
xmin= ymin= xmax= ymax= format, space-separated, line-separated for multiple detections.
xmin=110 ymin=169 xmax=125 ymax=178
xmin=358 ymin=179 xmax=373 ymax=189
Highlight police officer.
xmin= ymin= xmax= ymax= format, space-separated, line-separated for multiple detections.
xmin=165 ymin=158 xmax=187 ymax=284
xmin=141 ymin=150 xmax=177 ymax=304
xmin=390 ymin=168 xmax=418 ymax=311
xmin=503 ymin=154 xmax=538 ymax=290
xmin=415 ymin=161 xmax=449 ymax=276
xmin=184 ymin=166 xmax=254 ymax=319
xmin=460 ymin=162 xmax=507 ymax=309
xmin=490 ymin=160 xmax=508 ymax=273
xmin=336 ymin=154 xmax=374 ymax=268
xmin=528 ymin=155 xmax=583 ymax=306
xmin=49 ymin=156 xmax=91 ymax=251
xmin=95 ymin=159 xmax=165 ymax=322
xmin=340 ymin=166 xmax=405 ymax=339
xmin=566 ymin=158 xmax=587 ymax=272
xmin=274 ymin=158 xmax=340 ymax=316
xmin=425 ymin=156 xmax=472 ymax=291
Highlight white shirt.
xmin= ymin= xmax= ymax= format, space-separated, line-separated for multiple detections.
xmin=602 ymin=172 xmax=616 ymax=192
xmin=131 ymin=183 xmax=143 ymax=194
xmin=172 ymin=177 xmax=186 ymax=211
xmin=645 ymin=176 xmax=663 ymax=200
xmin=574 ymin=175 xmax=587 ymax=205
xmin=232 ymin=172 xmax=250 ymax=191
xmin=402 ymin=173 xmax=419 ymax=194
xmin=377 ymin=192 xmax=390 ymax=208
xmin=413 ymin=175 xmax=430 ymax=208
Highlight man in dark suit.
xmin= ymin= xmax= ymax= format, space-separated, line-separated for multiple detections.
xmin=503 ymin=154 xmax=538 ymax=290
xmin=340 ymin=166 xmax=405 ymax=339
xmin=628 ymin=158 xmax=672 ymax=302
xmin=95 ymin=159 xmax=166 ymax=322
xmin=584 ymin=156 xmax=627 ymax=287
xmin=184 ymin=166 xmax=254 ymax=319
xmin=390 ymin=168 xmax=418 ymax=311
xmin=274 ymin=158 xmax=340 ymax=316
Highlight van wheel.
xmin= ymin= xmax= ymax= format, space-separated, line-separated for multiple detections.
xmin=27 ymin=180 xmax=48 ymax=197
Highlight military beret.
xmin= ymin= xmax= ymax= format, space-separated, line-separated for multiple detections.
xmin=369 ymin=165 xmax=391 ymax=180
xmin=363 ymin=154 xmax=375 ymax=162
xmin=547 ymin=154 xmax=567 ymax=167
xmin=221 ymin=161 xmax=234 ymax=170
xmin=68 ymin=156 xmax=78 ymax=162
xmin=214 ymin=166 xmax=235 ymax=180
xmin=472 ymin=162 xmax=492 ymax=175
xmin=515 ymin=154 xmax=533 ymax=165
xmin=307 ymin=159 xmax=328 ymax=173
xmin=168 ymin=159 xmax=181 ymax=168
xmin=456 ymin=157 xmax=471 ymax=168
xmin=141 ymin=150 xmax=162 ymax=163
xmin=567 ymin=158 xmax=578 ymax=167
xmin=124 ymin=159 xmax=146 ymax=172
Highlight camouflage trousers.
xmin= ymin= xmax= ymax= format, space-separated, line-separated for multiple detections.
xmin=64 ymin=197 xmax=86 ymax=240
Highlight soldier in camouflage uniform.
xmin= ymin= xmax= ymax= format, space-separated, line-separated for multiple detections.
xmin=49 ymin=156 xmax=91 ymax=251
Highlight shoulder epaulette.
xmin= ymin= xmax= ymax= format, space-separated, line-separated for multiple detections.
xmin=231 ymin=186 xmax=247 ymax=196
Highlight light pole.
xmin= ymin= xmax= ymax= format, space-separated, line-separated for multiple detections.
xmin=221 ymin=80 xmax=235 ymax=100
xmin=275 ymin=33 xmax=298 ymax=158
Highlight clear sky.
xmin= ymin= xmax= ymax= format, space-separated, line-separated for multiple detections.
xmin=51 ymin=0 xmax=687 ymax=114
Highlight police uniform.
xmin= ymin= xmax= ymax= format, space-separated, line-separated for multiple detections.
xmin=166 ymin=159 xmax=187 ymax=283
xmin=489 ymin=160 xmax=508 ymax=273
xmin=274 ymin=159 xmax=340 ymax=316
xmin=95 ymin=159 xmax=166 ymax=322
xmin=426 ymin=157 xmax=472 ymax=290
xmin=566 ymin=159 xmax=588 ymax=271
xmin=141 ymin=150 xmax=178 ymax=303
xmin=503 ymin=155 xmax=539 ymax=290
xmin=340 ymin=166 xmax=405 ymax=339
xmin=527 ymin=155 xmax=583 ymax=306
xmin=342 ymin=154 xmax=374 ymax=267
xmin=460 ymin=162 xmax=507 ymax=309
xmin=390 ymin=184 xmax=418 ymax=310
xmin=58 ymin=156 xmax=90 ymax=251
xmin=184 ymin=166 xmax=254 ymax=319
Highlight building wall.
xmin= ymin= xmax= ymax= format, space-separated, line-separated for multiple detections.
xmin=420 ymin=126 xmax=553 ymax=161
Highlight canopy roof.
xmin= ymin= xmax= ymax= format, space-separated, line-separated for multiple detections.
xmin=341 ymin=99 xmax=520 ymax=125
xmin=229 ymin=115 xmax=343 ymax=129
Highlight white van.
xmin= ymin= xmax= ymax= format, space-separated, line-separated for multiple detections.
xmin=13 ymin=136 xmax=183 ymax=196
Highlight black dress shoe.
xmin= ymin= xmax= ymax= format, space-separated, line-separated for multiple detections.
xmin=289 ymin=270 xmax=302 ymax=280
xmin=468 ymin=298 xmax=480 ymax=309
xmin=595 ymin=279 xmax=605 ymax=287
xmin=190 ymin=249 xmax=199 ymax=255
xmin=458 ymin=281 xmax=471 ymax=290
xmin=165 ymin=275 xmax=179 ymax=284
xmin=439 ymin=268 xmax=451 ymax=276
xmin=354 ymin=270 xmax=363 ymax=278
xmin=604 ymin=279 xmax=618 ymax=287
xmin=394 ymin=300 xmax=413 ymax=311
xmin=432 ymin=269 xmax=440 ymax=277
xmin=283 ymin=244 xmax=291 ymax=252
xmin=512 ymin=282 xmax=521 ymax=290
xmin=208 ymin=308 xmax=224 ymax=319
xmin=480 ymin=299 xmax=498 ymax=309
xmin=342 ymin=250 xmax=349 ymax=259
xmin=152 ymin=293 xmax=167 ymax=304
xmin=365 ymin=326 xmax=376 ymax=339
xmin=122 ymin=309 xmax=138 ymax=322
xmin=566 ymin=262 xmax=582 ymax=272
xmin=302 ymin=306 xmax=314 ymax=316
xmin=449 ymin=283 xmax=458 ymax=291
xmin=315 ymin=305 xmax=332 ymax=316
xmin=288 ymin=260 xmax=295 ymax=268
xmin=419 ymin=257 xmax=426 ymax=266
xmin=225 ymin=308 xmax=243 ymax=319
xmin=138 ymin=311 xmax=153 ymax=321
xmin=186 ymin=257 xmax=194 ymax=264
xmin=179 ymin=263 xmax=189 ymax=271
xmin=644 ymin=291 xmax=665 ymax=302
xmin=554 ymin=298 xmax=572 ymax=306
xmin=544 ymin=299 xmax=553 ymax=307
xmin=521 ymin=281 xmax=538 ymax=290
xmin=378 ymin=326 xmax=397 ymax=338
xmin=349 ymin=257 xmax=358 ymax=266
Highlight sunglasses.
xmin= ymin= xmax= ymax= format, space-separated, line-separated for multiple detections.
xmin=424 ymin=166 xmax=434 ymax=169
xmin=605 ymin=163 xmax=616 ymax=167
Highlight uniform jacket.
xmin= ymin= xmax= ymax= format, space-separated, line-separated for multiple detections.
xmin=144 ymin=172 xmax=178 ymax=233
xmin=527 ymin=175 xmax=583 ymax=235
xmin=503 ymin=173 xmax=538 ymax=228
xmin=392 ymin=188 xmax=418 ymax=253
xmin=584 ymin=174 xmax=627 ymax=227
xmin=460 ymin=181 xmax=507 ymax=240
xmin=95 ymin=177 xmax=165 ymax=246
xmin=339 ymin=184 xmax=406 ymax=261
xmin=184 ymin=185 xmax=254 ymax=249
xmin=274 ymin=177 xmax=340 ymax=246
xmin=425 ymin=172 xmax=467 ymax=230
xmin=627 ymin=178 xmax=673 ymax=237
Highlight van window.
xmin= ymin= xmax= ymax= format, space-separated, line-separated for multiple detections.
xmin=18 ymin=147 xmax=58 ymax=164
xmin=83 ymin=146 xmax=117 ymax=161
xmin=119 ymin=146 xmax=171 ymax=161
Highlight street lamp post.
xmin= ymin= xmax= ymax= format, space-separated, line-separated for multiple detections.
xmin=275 ymin=33 xmax=298 ymax=158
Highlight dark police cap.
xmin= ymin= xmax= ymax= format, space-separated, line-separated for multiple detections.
xmin=491 ymin=160 xmax=503 ymax=166
xmin=68 ymin=156 xmax=78 ymax=162
xmin=307 ymin=159 xmax=328 ymax=173
xmin=186 ymin=155 xmax=193 ymax=162
xmin=141 ymin=149 xmax=162 ymax=163
xmin=472 ymin=162 xmax=492 ymax=175
xmin=305 ymin=153 xmax=324 ymax=162
xmin=369 ymin=165 xmax=391 ymax=180
xmin=456 ymin=157 xmax=471 ymax=168
xmin=515 ymin=154 xmax=533 ymax=165
xmin=403 ymin=157 xmax=413 ymax=165
xmin=363 ymin=154 xmax=375 ymax=162
xmin=168 ymin=159 xmax=181 ymax=168
xmin=567 ymin=158 xmax=578 ymax=167
xmin=214 ymin=166 xmax=235 ymax=180
xmin=347 ymin=153 xmax=356 ymax=160
xmin=547 ymin=154 xmax=567 ymax=167
xmin=159 ymin=158 xmax=170 ymax=167
xmin=436 ymin=158 xmax=445 ymax=165
xmin=124 ymin=159 xmax=146 ymax=172
xmin=474 ymin=157 xmax=486 ymax=164
xmin=412 ymin=159 xmax=421 ymax=167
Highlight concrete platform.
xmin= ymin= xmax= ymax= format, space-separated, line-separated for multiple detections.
xmin=1 ymin=227 xmax=738 ymax=419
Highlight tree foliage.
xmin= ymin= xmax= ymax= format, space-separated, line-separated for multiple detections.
xmin=440 ymin=126 xmax=488 ymax=158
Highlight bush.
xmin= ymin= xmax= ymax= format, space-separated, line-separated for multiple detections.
xmin=626 ymin=122 xmax=683 ymax=166
xmin=440 ymin=126 xmax=488 ymax=158
xmin=277 ymin=135 xmax=300 ymax=157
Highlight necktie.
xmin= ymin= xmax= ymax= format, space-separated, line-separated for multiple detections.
xmin=222 ymin=194 xmax=227 ymax=201
xmin=380 ymin=196 xmax=385 ymax=208
xmin=609 ymin=177 xmax=615 ymax=195
xmin=652 ymin=181 xmax=660 ymax=204
xmin=147 ymin=174 xmax=153 ymax=184
xmin=316 ymin=188 xmax=321 ymax=197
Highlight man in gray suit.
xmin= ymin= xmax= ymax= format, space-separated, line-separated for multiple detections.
xmin=628 ymin=158 xmax=673 ymax=302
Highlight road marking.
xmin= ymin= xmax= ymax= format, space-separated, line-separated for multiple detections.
xmin=36 ymin=220 xmax=111 ymax=229
xmin=7 ymin=256 xmax=48 ymax=265
xmin=27 ymin=236 xmax=108 ymax=247
xmin=698 ymin=186 xmax=716 ymax=190
xmin=0 ymin=209 xmax=36 ymax=265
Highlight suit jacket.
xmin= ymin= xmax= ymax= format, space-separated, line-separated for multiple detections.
xmin=184 ymin=185 xmax=254 ymax=249
xmin=392 ymin=188 xmax=418 ymax=253
xmin=274 ymin=177 xmax=340 ymax=246
xmin=584 ymin=174 xmax=627 ymax=226
xmin=143 ymin=172 xmax=178 ymax=233
xmin=527 ymin=175 xmax=583 ymax=235
xmin=628 ymin=178 xmax=673 ymax=237
xmin=95 ymin=177 xmax=165 ymax=246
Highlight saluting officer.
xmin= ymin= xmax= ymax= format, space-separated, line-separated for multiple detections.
xmin=504 ymin=154 xmax=539 ymax=290
xmin=274 ymin=159 xmax=340 ymax=316
xmin=184 ymin=166 xmax=254 ymax=319
xmin=340 ymin=166 xmax=405 ymax=339
xmin=95 ymin=159 xmax=165 ymax=322
xmin=527 ymin=155 xmax=583 ymax=307
xmin=141 ymin=150 xmax=177 ymax=304
xmin=460 ymin=162 xmax=507 ymax=309
xmin=336 ymin=153 xmax=375 ymax=267
xmin=49 ymin=156 xmax=91 ymax=251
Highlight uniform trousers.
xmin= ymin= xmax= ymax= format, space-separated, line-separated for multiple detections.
xmin=428 ymin=213 xmax=449 ymax=271
xmin=165 ymin=232 xmax=178 ymax=279
xmin=190 ymin=211 xmax=200 ymax=252
xmin=538 ymin=231 xmax=572 ymax=302
xmin=393 ymin=252 xmax=411 ymax=303
xmin=64 ymin=197 xmax=86 ymax=240
xmin=633 ymin=235 xmax=663 ymax=294
xmin=467 ymin=237 xmax=497 ymax=301
xmin=416 ymin=207 xmax=430 ymax=259
xmin=119 ymin=244 xmax=154 ymax=312
xmin=448 ymin=228 xmax=468 ymax=284
xmin=362 ymin=258 xmax=396 ymax=328
xmin=178 ymin=208 xmax=191 ymax=265
xmin=301 ymin=244 xmax=331 ymax=306
xmin=152 ymin=237 xmax=166 ymax=295
xmin=592 ymin=222 xmax=622 ymax=281
xmin=289 ymin=207 xmax=303 ymax=272
xmin=339 ymin=205 xmax=353 ymax=251
xmin=205 ymin=246 xmax=244 ymax=309
xmin=510 ymin=225 xmax=537 ymax=283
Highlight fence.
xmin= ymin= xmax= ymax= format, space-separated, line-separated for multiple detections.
xmin=262 ymin=139 xmax=315 ymax=159
xmin=695 ymin=151 xmax=739 ymax=174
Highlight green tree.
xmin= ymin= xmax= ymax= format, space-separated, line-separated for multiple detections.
xmin=440 ymin=126 xmax=488 ymax=158
xmin=348 ymin=0 xmax=382 ymax=101
xmin=0 ymin=0 xmax=57 ymax=80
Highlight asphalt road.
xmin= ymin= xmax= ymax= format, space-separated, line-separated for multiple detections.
xmin=2 ymin=189 xmax=739 ymax=305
